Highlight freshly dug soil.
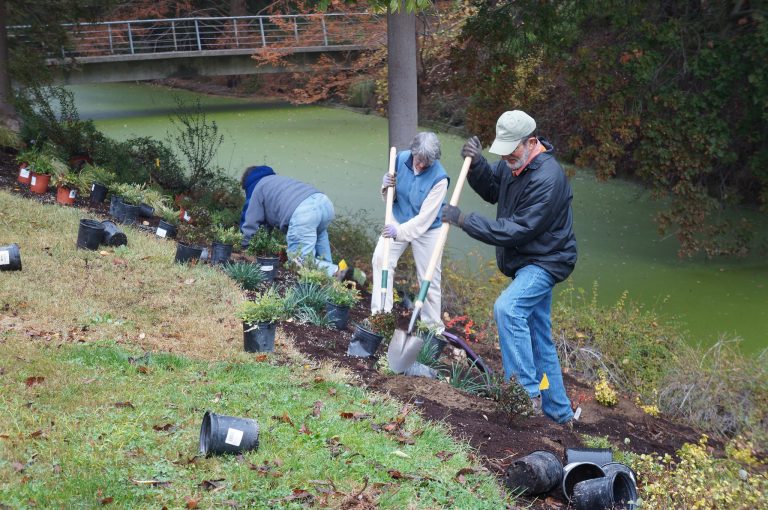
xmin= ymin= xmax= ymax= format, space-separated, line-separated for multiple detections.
xmin=0 ymin=149 xmax=709 ymax=508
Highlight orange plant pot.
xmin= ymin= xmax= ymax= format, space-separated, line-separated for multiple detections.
xmin=29 ymin=173 xmax=51 ymax=194
xmin=17 ymin=164 xmax=31 ymax=185
xmin=56 ymin=186 xmax=77 ymax=205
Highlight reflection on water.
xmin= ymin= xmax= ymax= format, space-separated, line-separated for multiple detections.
xmin=69 ymin=83 xmax=768 ymax=354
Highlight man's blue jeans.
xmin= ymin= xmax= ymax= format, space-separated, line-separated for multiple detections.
xmin=287 ymin=193 xmax=338 ymax=276
xmin=494 ymin=264 xmax=573 ymax=423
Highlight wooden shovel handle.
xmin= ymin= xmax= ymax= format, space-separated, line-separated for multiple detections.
xmin=422 ymin=156 xmax=472 ymax=283
xmin=382 ymin=146 xmax=397 ymax=269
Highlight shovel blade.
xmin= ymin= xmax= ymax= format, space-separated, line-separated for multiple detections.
xmin=387 ymin=329 xmax=424 ymax=374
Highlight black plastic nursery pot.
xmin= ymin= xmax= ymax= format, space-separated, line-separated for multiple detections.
xmin=199 ymin=410 xmax=259 ymax=456
xmin=601 ymin=462 xmax=637 ymax=485
xmin=566 ymin=447 xmax=613 ymax=466
xmin=89 ymin=182 xmax=108 ymax=204
xmin=572 ymin=471 xmax=638 ymax=510
xmin=138 ymin=203 xmax=154 ymax=218
xmin=562 ymin=462 xmax=606 ymax=502
xmin=175 ymin=242 xmax=204 ymax=264
xmin=76 ymin=219 xmax=105 ymax=250
xmin=0 ymin=243 xmax=22 ymax=271
xmin=109 ymin=195 xmax=123 ymax=218
xmin=100 ymin=221 xmax=128 ymax=247
xmin=504 ymin=450 xmax=563 ymax=496
xmin=256 ymin=256 xmax=280 ymax=282
xmin=347 ymin=324 xmax=384 ymax=357
xmin=210 ymin=242 xmax=233 ymax=265
xmin=325 ymin=302 xmax=350 ymax=330
xmin=243 ymin=321 xmax=276 ymax=352
xmin=120 ymin=203 xmax=141 ymax=225
xmin=155 ymin=220 xmax=177 ymax=239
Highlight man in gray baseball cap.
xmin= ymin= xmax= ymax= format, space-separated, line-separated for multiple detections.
xmin=441 ymin=110 xmax=578 ymax=425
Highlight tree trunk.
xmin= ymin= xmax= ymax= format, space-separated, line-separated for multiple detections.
xmin=0 ymin=0 xmax=20 ymax=131
xmin=386 ymin=5 xmax=418 ymax=151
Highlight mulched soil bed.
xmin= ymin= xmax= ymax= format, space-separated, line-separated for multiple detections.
xmin=0 ymin=149 xmax=711 ymax=508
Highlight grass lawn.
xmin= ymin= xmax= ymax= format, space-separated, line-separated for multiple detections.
xmin=0 ymin=191 xmax=510 ymax=509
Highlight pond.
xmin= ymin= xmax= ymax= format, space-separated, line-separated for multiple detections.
xmin=68 ymin=83 xmax=768 ymax=355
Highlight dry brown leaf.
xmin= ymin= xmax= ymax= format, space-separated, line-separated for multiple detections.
xmin=100 ymin=497 xmax=113 ymax=505
xmin=185 ymin=496 xmax=199 ymax=509
xmin=114 ymin=401 xmax=134 ymax=408
xmin=25 ymin=376 xmax=44 ymax=387
xmin=255 ymin=353 xmax=268 ymax=362
xmin=313 ymin=376 xmax=325 ymax=383
xmin=299 ymin=423 xmax=311 ymax=435
xmin=435 ymin=451 xmax=455 ymax=462
xmin=184 ymin=278 xmax=196 ymax=285
xmin=200 ymin=478 xmax=225 ymax=491
xmin=312 ymin=400 xmax=324 ymax=417
xmin=28 ymin=430 xmax=43 ymax=439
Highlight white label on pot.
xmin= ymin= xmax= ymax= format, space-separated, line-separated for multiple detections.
xmin=0 ymin=251 xmax=9 ymax=265
xmin=30 ymin=176 xmax=36 ymax=186
xmin=20 ymin=168 xmax=30 ymax=178
xmin=91 ymin=184 xmax=95 ymax=191
xmin=69 ymin=190 xmax=77 ymax=199
xmin=156 ymin=228 xmax=167 ymax=238
xmin=183 ymin=212 xmax=191 ymax=222
xmin=261 ymin=265 xmax=273 ymax=271
xmin=224 ymin=427 xmax=243 ymax=446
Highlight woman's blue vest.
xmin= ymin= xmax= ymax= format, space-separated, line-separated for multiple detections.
xmin=392 ymin=151 xmax=449 ymax=230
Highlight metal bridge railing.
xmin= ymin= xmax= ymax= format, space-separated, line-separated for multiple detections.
xmin=9 ymin=13 xmax=382 ymax=60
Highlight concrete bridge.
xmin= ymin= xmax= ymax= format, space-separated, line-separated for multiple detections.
xmin=8 ymin=13 xmax=383 ymax=85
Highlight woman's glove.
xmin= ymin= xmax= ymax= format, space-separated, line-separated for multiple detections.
xmin=382 ymin=224 xmax=398 ymax=238
xmin=382 ymin=173 xmax=396 ymax=188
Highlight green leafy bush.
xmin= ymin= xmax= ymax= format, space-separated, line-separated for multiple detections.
xmin=325 ymin=280 xmax=359 ymax=308
xmin=224 ymin=262 xmax=266 ymax=291
xmin=237 ymin=287 xmax=285 ymax=324
xmin=213 ymin=225 xmax=243 ymax=246
xmin=247 ymin=228 xmax=284 ymax=257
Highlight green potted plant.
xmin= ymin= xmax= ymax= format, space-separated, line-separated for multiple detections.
xmin=246 ymin=228 xmax=284 ymax=282
xmin=78 ymin=163 xmax=116 ymax=204
xmin=237 ymin=287 xmax=286 ymax=352
xmin=297 ymin=265 xmax=334 ymax=289
xmin=155 ymin=204 xmax=180 ymax=239
xmin=29 ymin=153 xmax=67 ymax=194
xmin=348 ymin=311 xmax=395 ymax=358
xmin=15 ymin=148 xmax=38 ymax=185
xmin=51 ymin=168 xmax=80 ymax=205
xmin=211 ymin=225 xmax=243 ymax=265
xmin=324 ymin=280 xmax=360 ymax=330
xmin=110 ymin=183 xmax=145 ymax=224
xmin=415 ymin=320 xmax=446 ymax=365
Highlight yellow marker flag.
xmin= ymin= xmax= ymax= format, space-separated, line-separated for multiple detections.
xmin=338 ymin=259 xmax=348 ymax=271
xmin=539 ymin=373 xmax=550 ymax=391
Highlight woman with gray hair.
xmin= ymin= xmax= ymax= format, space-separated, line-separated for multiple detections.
xmin=371 ymin=131 xmax=449 ymax=334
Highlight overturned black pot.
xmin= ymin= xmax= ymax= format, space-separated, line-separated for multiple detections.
xmin=76 ymin=219 xmax=105 ymax=250
xmin=89 ymin=182 xmax=108 ymax=205
xmin=504 ymin=450 xmax=563 ymax=496
xmin=155 ymin=220 xmax=177 ymax=239
xmin=138 ymin=203 xmax=154 ymax=218
xmin=120 ymin=203 xmax=141 ymax=225
xmin=347 ymin=324 xmax=383 ymax=357
xmin=101 ymin=221 xmax=128 ymax=247
xmin=175 ymin=242 xmax=204 ymax=264
xmin=244 ymin=321 xmax=276 ymax=352
xmin=0 ymin=243 xmax=22 ymax=271
xmin=210 ymin=242 xmax=233 ymax=265
xmin=199 ymin=410 xmax=259 ymax=456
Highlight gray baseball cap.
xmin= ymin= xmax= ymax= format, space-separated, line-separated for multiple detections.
xmin=489 ymin=110 xmax=536 ymax=155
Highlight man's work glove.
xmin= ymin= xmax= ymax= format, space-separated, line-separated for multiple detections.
xmin=382 ymin=224 xmax=398 ymax=238
xmin=441 ymin=205 xmax=464 ymax=227
xmin=461 ymin=136 xmax=483 ymax=166
xmin=382 ymin=173 xmax=396 ymax=188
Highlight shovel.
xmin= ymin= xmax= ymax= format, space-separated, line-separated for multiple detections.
xmin=380 ymin=147 xmax=397 ymax=309
xmin=387 ymin=156 xmax=472 ymax=373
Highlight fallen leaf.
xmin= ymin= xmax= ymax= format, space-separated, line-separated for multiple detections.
xmin=152 ymin=423 xmax=177 ymax=432
xmin=137 ymin=366 xmax=149 ymax=374
xmin=435 ymin=451 xmax=455 ymax=461
xmin=82 ymin=378 xmax=96 ymax=384
xmin=185 ymin=496 xmax=199 ymax=509
xmin=299 ymin=423 xmax=311 ymax=435
xmin=255 ymin=354 xmax=268 ymax=362
xmin=388 ymin=469 xmax=403 ymax=479
xmin=28 ymin=430 xmax=43 ymax=438
xmin=272 ymin=412 xmax=294 ymax=427
xmin=340 ymin=412 xmax=370 ymax=420
xmin=131 ymin=479 xmax=171 ymax=487
xmin=454 ymin=467 xmax=475 ymax=484
xmin=312 ymin=401 xmax=324 ymax=417
xmin=12 ymin=461 xmax=25 ymax=472
xmin=184 ymin=278 xmax=196 ymax=285
xmin=328 ymin=388 xmax=337 ymax=396
xmin=99 ymin=250 xmax=109 ymax=256
xmin=25 ymin=376 xmax=44 ymax=387
xmin=200 ymin=479 xmax=225 ymax=491
xmin=138 ymin=333 xmax=146 ymax=340
xmin=391 ymin=450 xmax=410 ymax=459
xmin=114 ymin=401 xmax=134 ymax=408
xmin=313 ymin=376 xmax=325 ymax=383
xmin=100 ymin=497 xmax=113 ymax=505
xmin=112 ymin=258 xmax=127 ymax=266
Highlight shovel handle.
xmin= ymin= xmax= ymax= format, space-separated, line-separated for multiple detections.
xmin=381 ymin=147 xmax=397 ymax=279
xmin=421 ymin=156 xmax=472 ymax=284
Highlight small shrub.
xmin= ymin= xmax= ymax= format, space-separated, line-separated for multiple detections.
xmin=213 ymin=225 xmax=243 ymax=246
xmin=247 ymin=228 xmax=284 ymax=257
xmin=364 ymin=311 xmax=396 ymax=339
xmin=283 ymin=283 xmax=328 ymax=317
xmin=594 ymin=370 xmax=619 ymax=407
xmin=297 ymin=265 xmax=334 ymax=287
xmin=325 ymin=280 xmax=359 ymax=308
xmin=496 ymin=377 xmax=538 ymax=419
xmin=447 ymin=360 xmax=489 ymax=396
xmin=237 ymin=287 xmax=285 ymax=324
xmin=224 ymin=262 xmax=266 ymax=291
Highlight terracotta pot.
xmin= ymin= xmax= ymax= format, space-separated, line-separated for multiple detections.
xmin=29 ymin=173 xmax=51 ymax=194
xmin=56 ymin=186 xmax=77 ymax=205
xmin=17 ymin=164 xmax=31 ymax=185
